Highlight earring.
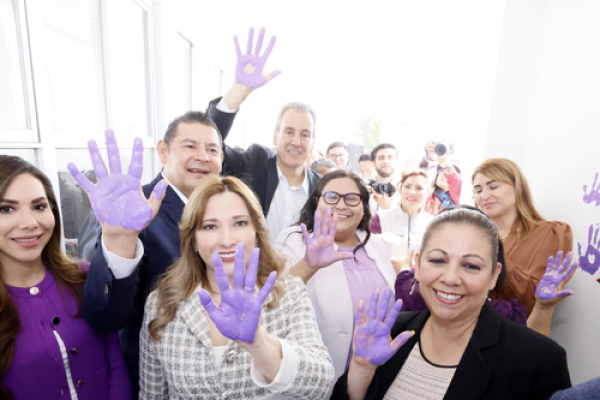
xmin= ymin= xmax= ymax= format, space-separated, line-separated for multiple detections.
xmin=409 ymin=277 xmax=418 ymax=296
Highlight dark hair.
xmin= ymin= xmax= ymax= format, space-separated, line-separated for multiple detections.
xmin=163 ymin=111 xmax=222 ymax=147
xmin=296 ymin=170 xmax=371 ymax=254
xmin=0 ymin=156 xmax=87 ymax=399
xmin=326 ymin=141 xmax=348 ymax=154
xmin=371 ymin=143 xmax=398 ymax=161
xmin=424 ymin=205 xmax=504 ymax=290
xmin=310 ymin=158 xmax=337 ymax=175
xmin=358 ymin=153 xmax=372 ymax=163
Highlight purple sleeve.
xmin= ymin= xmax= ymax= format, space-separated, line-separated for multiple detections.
xmin=394 ymin=270 xmax=428 ymax=312
xmin=106 ymin=332 xmax=131 ymax=399
xmin=489 ymin=298 xmax=528 ymax=326
xmin=369 ymin=214 xmax=382 ymax=234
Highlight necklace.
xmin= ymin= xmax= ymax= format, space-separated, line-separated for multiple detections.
xmin=499 ymin=233 xmax=509 ymax=241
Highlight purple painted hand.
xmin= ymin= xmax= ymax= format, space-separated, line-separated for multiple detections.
xmin=583 ymin=172 xmax=600 ymax=207
xmin=578 ymin=224 xmax=600 ymax=275
xmin=535 ymin=251 xmax=577 ymax=301
xmin=199 ymin=243 xmax=277 ymax=343
xmin=234 ymin=27 xmax=281 ymax=89
xmin=67 ymin=130 xmax=167 ymax=232
xmin=301 ymin=207 xmax=354 ymax=270
xmin=352 ymin=289 xmax=414 ymax=366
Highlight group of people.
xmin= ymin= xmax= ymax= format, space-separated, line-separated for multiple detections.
xmin=1 ymin=27 xmax=596 ymax=400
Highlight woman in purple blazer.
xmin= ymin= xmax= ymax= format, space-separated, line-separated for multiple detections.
xmin=0 ymin=155 xmax=130 ymax=399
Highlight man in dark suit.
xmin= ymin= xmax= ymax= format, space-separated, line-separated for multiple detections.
xmin=81 ymin=111 xmax=233 ymax=399
xmin=207 ymin=95 xmax=321 ymax=240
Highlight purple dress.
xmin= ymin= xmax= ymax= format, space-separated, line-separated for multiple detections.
xmin=395 ymin=270 xmax=527 ymax=325
xmin=3 ymin=267 xmax=130 ymax=399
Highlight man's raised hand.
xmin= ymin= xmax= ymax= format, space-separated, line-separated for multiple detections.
xmin=67 ymin=129 xmax=167 ymax=235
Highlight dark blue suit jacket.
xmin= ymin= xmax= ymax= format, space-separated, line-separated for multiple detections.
xmin=83 ymin=174 xmax=183 ymax=398
xmin=83 ymin=103 xmax=236 ymax=398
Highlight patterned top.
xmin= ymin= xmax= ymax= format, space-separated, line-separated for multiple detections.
xmin=383 ymin=342 xmax=456 ymax=400
xmin=140 ymin=274 xmax=334 ymax=399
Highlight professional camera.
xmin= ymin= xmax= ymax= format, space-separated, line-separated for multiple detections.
xmin=434 ymin=140 xmax=454 ymax=156
xmin=368 ymin=179 xmax=397 ymax=197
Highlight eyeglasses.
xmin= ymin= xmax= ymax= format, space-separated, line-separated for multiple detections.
xmin=320 ymin=191 xmax=363 ymax=206
xmin=327 ymin=153 xmax=346 ymax=160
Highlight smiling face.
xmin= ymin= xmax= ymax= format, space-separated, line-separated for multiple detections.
xmin=327 ymin=146 xmax=349 ymax=169
xmin=0 ymin=174 xmax=55 ymax=273
xmin=472 ymin=173 xmax=517 ymax=221
xmin=273 ymin=109 xmax=314 ymax=171
xmin=316 ymin=177 xmax=364 ymax=243
xmin=400 ymin=175 xmax=427 ymax=213
xmin=415 ymin=223 xmax=501 ymax=327
xmin=195 ymin=191 xmax=257 ymax=277
xmin=158 ymin=122 xmax=223 ymax=199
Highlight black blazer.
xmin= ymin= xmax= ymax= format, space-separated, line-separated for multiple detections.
xmin=207 ymin=97 xmax=321 ymax=215
xmin=82 ymin=173 xmax=184 ymax=398
xmin=331 ymin=303 xmax=571 ymax=400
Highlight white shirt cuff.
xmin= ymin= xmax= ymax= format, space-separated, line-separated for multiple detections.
xmin=216 ymin=99 xmax=237 ymax=113
xmin=101 ymin=236 xmax=143 ymax=279
xmin=250 ymin=338 xmax=298 ymax=392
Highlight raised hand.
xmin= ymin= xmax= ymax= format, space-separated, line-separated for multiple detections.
xmin=535 ymin=251 xmax=577 ymax=303
xmin=234 ymin=27 xmax=281 ymax=89
xmin=68 ymin=130 xmax=167 ymax=233
xmin=301 ymin=207 xmax=353 ymax=270
xmin=583 ymin=172 xmax=600 ymax=207
xmin=352 ymin=289 xmax=414 ymax=366
xmin=199 ymin=243 xmax=277 ymax=343
xmin=578 ymin=224 xmax=600 ymax=275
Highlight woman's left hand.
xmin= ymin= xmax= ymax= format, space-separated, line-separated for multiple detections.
xmin=535 ymin=251 xmax=577 ymax=306
xmin=352 ymin=289 xmax=414 ymax=367
xmin=391 ymin=250 xmax=415 ymax=274
xmin=199 ymin=242 xmax=277 ymax=343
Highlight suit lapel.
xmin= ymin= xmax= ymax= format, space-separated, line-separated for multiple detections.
xmin=443 ymin=304 xmax=499 ymax=400
xmin=160 ymin=186 xmax=185 ymax=225
xmin=264 ymin=157 xmax=279 ymax=215
xmin=179 ymin=292 xmax=212 ymax=349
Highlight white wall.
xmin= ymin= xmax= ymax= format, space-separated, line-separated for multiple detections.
xmin=485 ymin=0 xmax=600 ymax=384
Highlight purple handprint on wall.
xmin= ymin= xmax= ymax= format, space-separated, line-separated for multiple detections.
xmin=577 ymin=224 xmax=600 ymax=275
xmin=234 ymin=27 xmax=281 ymax=89
xmin=583 ymin=172 xmax=600 ymax=207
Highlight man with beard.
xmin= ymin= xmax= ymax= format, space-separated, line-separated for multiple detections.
xmin=369 ymin=143 xmax=401 ymax=215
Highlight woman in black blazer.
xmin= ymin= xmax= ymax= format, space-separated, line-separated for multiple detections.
xmin=332 ymin=208 xmax=571 ymax=400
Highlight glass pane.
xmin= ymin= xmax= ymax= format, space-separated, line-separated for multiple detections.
xmin=106 ymin=0 xmax=150 ymax=137
xmin=0 ymin=148 xmax=36 ymax=164
xmin=41 ymin=0 xmax=106 ymax=132
xmin=209 ymin=62 xmax=222 ymax=100
xmin=0 ymin=0 xmax=28 ymax=130
xmin=56 ymin=147 xmax=155 ymax=260
xmin=175 ymin=34 xmax=192 ymax=113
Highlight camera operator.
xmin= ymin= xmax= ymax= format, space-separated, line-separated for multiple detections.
xmin=423 ymin=152 xmax=462 ymax=215
xmin=368 ymin=143 xmax=401 ymax=215
xmin=405 ymin=139 xmax=459 ymax=190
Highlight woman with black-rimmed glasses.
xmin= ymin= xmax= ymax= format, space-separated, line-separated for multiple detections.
xmin=274 ymin=170 xmax=396 ymax=385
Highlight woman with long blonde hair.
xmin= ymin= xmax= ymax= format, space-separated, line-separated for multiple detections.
xmin=472 ymin=158 xmax=573 ymax=315
xmin=140 ymin=175 xmax=333 ymax=399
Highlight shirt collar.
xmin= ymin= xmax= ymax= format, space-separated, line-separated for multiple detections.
xmin=275 ymin=163 xmax=310 ymax=193
xmin=161 ymin=172 xmax=188 ymax=204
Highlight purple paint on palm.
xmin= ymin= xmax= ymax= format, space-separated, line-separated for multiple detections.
xmin=301 ymin=207 xmax=354 ymax=269
xmin=67 ymin=130 xmax=167 ymax=231
xmin=353 ymin=289 xmax=413 ymax=366
xmin=234 ymin=27 xmax=281 ymax=89
xmin=583 ymin=172 xmax=600 ymax=207
xmin=199 ymin=243 xmax=277 ymax=343
xmin=578 ymin=224 xmax=600 ymax=275
xmin=536 ymin=251 xmax=577 ymax=300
